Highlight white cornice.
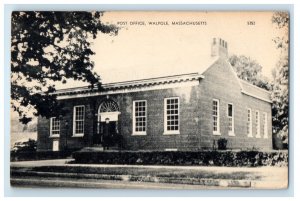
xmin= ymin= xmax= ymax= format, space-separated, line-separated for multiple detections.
xmin=57 ymin=79 xmax=201 ymax=100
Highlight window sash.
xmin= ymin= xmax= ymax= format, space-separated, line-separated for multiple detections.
xmin=50 ymin=117 xmax=60 ymax=136
xmin=133 ymin=100 xmax=147 ymax=135
xmin=164 ymin=97 xmax=180 ymax=134
xmin=73 ymin=106 xmax=85 ymax=135
xmin=227 ymin=104 xmax=234 ymax=135
xmin=212 ymin=99 xmax=220 ymax=134
xmin=247 ymin=108 xmax=253 ymax=137
xmin=255 ymin=110 xmax=261 ymax=138
xmin=263 ymin=112 xmax=268 ymax=138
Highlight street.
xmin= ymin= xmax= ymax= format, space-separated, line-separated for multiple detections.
xmin=10 ymin=159 xmax=288 ymax=189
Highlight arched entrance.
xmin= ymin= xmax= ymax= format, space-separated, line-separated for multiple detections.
xmin=94 ymin=99 xmax=121 ymax=148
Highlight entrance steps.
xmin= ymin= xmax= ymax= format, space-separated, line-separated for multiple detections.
xmin=79 ymin=146 xmax=120 ymax=152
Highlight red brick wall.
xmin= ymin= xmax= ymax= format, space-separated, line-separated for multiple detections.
xmin=198 ymin=59 xmax=272 ymax=150
xmin=37 ymin=59 xmax=272 ymax=151
xmin=117 ymin=86 xmax=201 ymax=150
xmin=37 ymin=97 xmax=96 ymax=151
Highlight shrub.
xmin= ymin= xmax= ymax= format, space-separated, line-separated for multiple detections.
xmin=10 ymin=149 xmax=76 ymax=162
xmin=11 ymin=138 xmax=37 ymax=153
xmin=72 ymin=150 xmax=288 ymax=167
xmin=217 ymin=138 xmax=228 ymax=150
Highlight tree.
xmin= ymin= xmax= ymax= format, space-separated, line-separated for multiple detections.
xmin=271 ymin=12 xmax=289 ymax=145
xmin=11 ymin=12 xmax=118 ymax=124
xmin=229 ymin=55 xmax=271 ymax=90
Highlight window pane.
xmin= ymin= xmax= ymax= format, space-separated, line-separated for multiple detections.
xmin=133 ymin=101 xmax=147 ymax=133
xmin=256 ymin=111 xmax=259 ymax=136
xmin=228 ymin=104 xmax=232 ymax=117
xmin=247 ymin=109 xmax=252 ymax=136
xmin=74 ymin=106 xmax=84 ymax=134
xmin=165 ymin=98 xmax=179 ymax=131
xmin=51 ymin=117 xmax=60 ymax=136
xmin=212 ymin=100 xmax=219 ymax=133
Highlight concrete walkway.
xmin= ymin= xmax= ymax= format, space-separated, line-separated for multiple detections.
xmin=10 ymin=159 xmax=288 ymax=189
xmin=11 ymin=159 xmax=73 ymax=167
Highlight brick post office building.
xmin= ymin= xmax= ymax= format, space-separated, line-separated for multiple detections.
xmin=37 ymin=38 xmax=273 ymax=152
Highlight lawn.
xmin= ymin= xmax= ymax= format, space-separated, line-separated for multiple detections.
xmin=10 ymin=160 xmax=288 ymax=188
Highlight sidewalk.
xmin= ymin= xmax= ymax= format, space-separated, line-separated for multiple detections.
xmin=11 ymin=159 xmax=72 ymax=167
xmin=10 ymin=159 xmax=288 ymax=189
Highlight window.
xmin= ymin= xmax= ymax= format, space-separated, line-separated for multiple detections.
xmin=255 ymin=110 xmax=261 ymax=138
xmin=133 ymin=100 xmax=147 ymax=135
xmin=247 ymin=108 xmax=252 ymax=137
xmin=73 ymin=105 xmax=85 ymax=136
xmin=213 ymin=99 xmax=220 ymax=135
xmin=164 ymin=97 xmax=180 ymax=134
xmin=228 ymin=104 xmax=234 ymax=136
xmin=50 ymin=117 xmax=60 ymax=137
xmin=263 ymin=112 xmax=268 ymax=138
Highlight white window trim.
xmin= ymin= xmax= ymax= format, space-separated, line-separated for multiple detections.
xmin=50 ymin=117 xmax=60 ymax=138
xmin=132 ymin=100 xmax=147 ymax=136
xmin=247 ymin=108 xmax=253 ymax=138
xmin=227 ymin=103 xmax=235 ymax=136
xmin=255 ymin=110 xmax=261 ymax=138
xmin=163 ymin=97 xmax=180 ymax=135
xmin=73 ymin=105 xmax=85 ymax=137
xmin=263 ymin=112 xmax=268 ymax=139
xmin=213 ymin=99 xmax=220 ymax=135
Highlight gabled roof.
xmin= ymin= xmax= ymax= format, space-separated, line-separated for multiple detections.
xmin=202 ymin=57 xmax=271 ymax=103
xmin=53 ymin=56 xmax=271 ymax=103
xmin=98 ymin=56 xmax=218 ymax=84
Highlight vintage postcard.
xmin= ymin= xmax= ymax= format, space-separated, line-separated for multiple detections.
xmin=10 ymin=11 xmax=289 ymax=189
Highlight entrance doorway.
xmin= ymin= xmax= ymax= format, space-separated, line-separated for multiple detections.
xmin=101 ymin=118 xmax=117 ymax=148
xmin=94 ymin=99 xmax=121 ymax=148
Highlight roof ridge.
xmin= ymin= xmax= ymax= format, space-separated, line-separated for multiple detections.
xmin=104 ymin=72 xmax=200 ymax=85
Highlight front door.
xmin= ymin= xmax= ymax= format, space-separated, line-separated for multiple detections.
xmin=102 ymin=120 xmax=117 ymax=147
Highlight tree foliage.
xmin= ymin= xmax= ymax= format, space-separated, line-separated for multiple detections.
xmin=11 ymin=12 xmax=118 ymax=124
xmin=271 ymin=12 xmax=289 ymax=144
xmin=229 ymin=55 xmax=270 ymax=90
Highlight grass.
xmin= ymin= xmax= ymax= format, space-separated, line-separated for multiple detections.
xmin=11 ymin=165 xmax=261 ymax=180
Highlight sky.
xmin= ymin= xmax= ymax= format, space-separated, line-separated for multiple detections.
xmin=70 ymin=11 xmax=286 ymax=87
xmin=10 ymin=11 xmax=288 ymax=139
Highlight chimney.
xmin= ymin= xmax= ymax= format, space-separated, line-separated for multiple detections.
xmin=211 ymin=38 xmax=228 ymax=58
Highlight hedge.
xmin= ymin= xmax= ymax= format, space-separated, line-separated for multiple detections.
xmin=72 ymin=150 xmax=288 ymax=167
xmin=10 ymin=150 xmax=76 ymax=162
